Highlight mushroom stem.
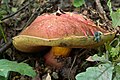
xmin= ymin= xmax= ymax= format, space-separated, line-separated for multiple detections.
xmin=52 ymin=47 xmax=71 ymax=57
xmin=44 ymin=47 xmax=71 ymax=68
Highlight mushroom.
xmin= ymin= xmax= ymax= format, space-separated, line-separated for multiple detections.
xmin=12 ymin=11 xmax=116 ymax=68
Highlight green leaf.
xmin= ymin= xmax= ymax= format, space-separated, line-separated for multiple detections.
xmin=110 ymin=47 xmax=119 ymax=58
xmin=107 ymin=0 xmax=120 ymax=28
xmin=110 ymin=38 xmax=119 ymax=47
xmin=11 ymin=7 xmax=17 ymax=13
xmin=16 ymin=0 xmax=25 ymax=6
xmin=107 ymin=0 xmax=112 ymax=14
xmin=91 ymin=54 xmax=109 ymax=62
xmin=0 ymin=59 xmax=36 ymax=78
xmin=110 ymin=9 xmax=120 ymax=27
xmin=0 ymin=24 xmax=7 ymax=43
xmin=73 ymin=0 xmax=85 ymax=7
xmin=106 ymin=38 xmax=120 ymax=58
xmin=113 ymin=63 xmax=120 ymax=80
xmin=75 ymin=63 xmax=113 ymax=80
xmin=0 ymin=10 xmax=7 ymax=19
xmin=0 ymin=76 xmax=6 ymax=80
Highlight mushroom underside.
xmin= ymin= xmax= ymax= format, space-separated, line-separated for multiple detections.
xmin=13 ymin=31 xmax=116 ymax=52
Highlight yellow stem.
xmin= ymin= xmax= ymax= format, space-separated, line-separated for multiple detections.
xmin=52 ymin=47 xmax=71 ymax=57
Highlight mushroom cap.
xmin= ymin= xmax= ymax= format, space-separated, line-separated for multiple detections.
xmin=12 ymin=12 xmax=116 ymax=52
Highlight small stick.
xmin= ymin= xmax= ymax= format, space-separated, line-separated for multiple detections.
xmin=68 ymin=55 xmax=77 ymax=80
xmin=0 ymin=39 xmax=12 ymax=53
xmin=95 ymin=0 xmax=113 ymax=30
xmin=1 ymin=1 xmax=33 ymax=21
xmin=95 ymin=0 xmax=109 ymax=22
xmin=22 ymin=0 xmax=59 ymax=29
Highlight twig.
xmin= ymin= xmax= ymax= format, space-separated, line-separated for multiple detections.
xmin=95 ymin=0 xmax=113 ymax=30
xmin=95 ymin=0 xmax=109 ymax=22
xmin=68 ymin=55 xmax=77 ymax=80
xmin=22 ymin=5 xmax=42 ymax=29
xmin=69 ymin=55 xmax=77 ymax=73
xmin=22 ymin=0 xmax=59 ymax=29
xmin=1 ymin=1 xmax=33 ymax=21
xmin=0 ymin=39 xmax=12 ymax=53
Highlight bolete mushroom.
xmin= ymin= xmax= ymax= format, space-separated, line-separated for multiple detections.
xmin=12 ymin=11 xmax=116 ymax=68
